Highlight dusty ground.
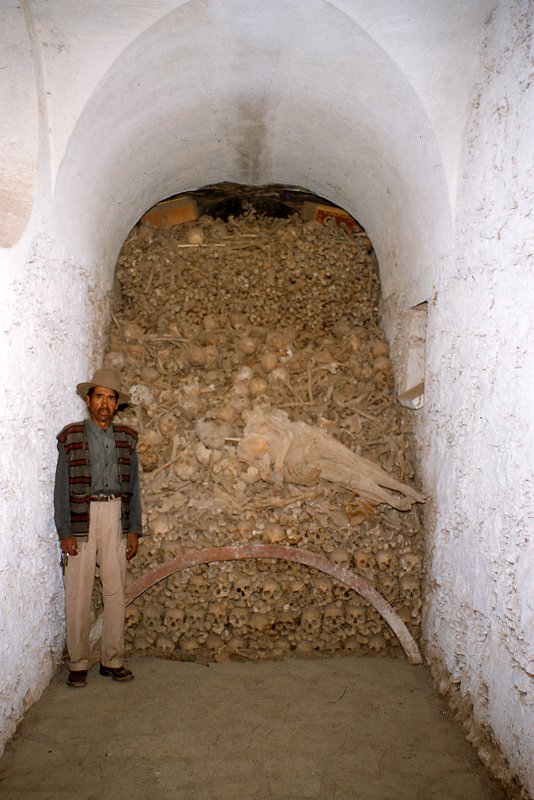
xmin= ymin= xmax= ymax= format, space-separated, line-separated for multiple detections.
xmin=0 ymin=655 xmax=507 ymax=800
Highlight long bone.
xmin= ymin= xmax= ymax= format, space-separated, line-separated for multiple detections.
xmin=120 ymin=543 xmax=423 ymax=665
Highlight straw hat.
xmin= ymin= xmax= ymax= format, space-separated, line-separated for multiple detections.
xmin=76 ymin=368 xmax=130 ymax=405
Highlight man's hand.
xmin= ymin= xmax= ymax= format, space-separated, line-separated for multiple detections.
xmin=126 ymin=533 xmax=139 ymax=561
xmin=61 ymin=536 xmax=78 ymax=556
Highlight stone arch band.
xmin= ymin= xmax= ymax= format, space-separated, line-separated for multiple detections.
xmin=125 ymin=543 xmax=424 ymax=665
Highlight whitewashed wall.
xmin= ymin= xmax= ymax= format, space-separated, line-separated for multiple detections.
xmin=0 ymin=232 xmax=104 ymax=743
xmin=2 ymin=1 xmax=532 ymax=795
xmin=422 ymin=0 xmax=534 ymax=791
xmin=0 ymin=2 xmax=38 ymax=247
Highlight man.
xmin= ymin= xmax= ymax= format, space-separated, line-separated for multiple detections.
xmin=54 ymin=368 xmax=142 ymax=687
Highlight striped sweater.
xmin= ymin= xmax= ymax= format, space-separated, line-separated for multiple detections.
xmin=56 ymin=421 xmax=138 ymax=537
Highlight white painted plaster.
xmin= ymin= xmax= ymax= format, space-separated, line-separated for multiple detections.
xmin=0 ymin=229 xmax=111 ymax=749
xmin=422 ymin=0 xmax=534 ymax=790
xmin=334 ymin=0 xmax=497 ymax=210
xmin=30 ymin=0 xmax=493 ymax=308
xmin=1 ymin=2 xmax=532 ymax=795
xmin=27 ymin=0 xmax=494 ymax=212
xmin=49 ymin=0 xmax=456 ymax=311
xmin=0 ymin=1 xmax=38 ymax=246
xmin=26 ymin=0 xmax=179 ymax=190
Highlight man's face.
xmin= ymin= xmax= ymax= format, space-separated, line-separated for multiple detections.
xmin=86 ymin=385 xmax=118 ymax=428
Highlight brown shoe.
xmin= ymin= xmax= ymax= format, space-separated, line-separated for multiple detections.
xmin=99 ymin=664 xmax=134 ymax=682
xmin=67 ymin=670 xmax=87 ymax=688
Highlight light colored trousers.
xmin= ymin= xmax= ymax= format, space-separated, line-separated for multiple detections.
xmin=64 ymin=498 xmax=126 ymax=671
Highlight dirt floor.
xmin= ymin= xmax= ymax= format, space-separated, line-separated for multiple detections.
xmin=0 ymin=655 xmax=507 ymax=800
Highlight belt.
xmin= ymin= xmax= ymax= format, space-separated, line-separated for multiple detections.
xmin=90 ymin=494 xmax=121 ymax=502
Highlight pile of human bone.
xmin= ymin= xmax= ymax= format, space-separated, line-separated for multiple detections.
xmin=103 ymin=207 xmax=425 ymax=662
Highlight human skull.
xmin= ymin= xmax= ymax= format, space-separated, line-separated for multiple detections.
xmin=260 ymin=578 xmax=282 ymax=604
xmin=366 ymin=619 xmax=383 ymax=636
xmin=375 ymin=549 xmax=398 ymax=572
xmin=368 ymin=634 xmax=387 ymax=653
xmin=282 ymin=579 xmax=305 ymax=613
xmin=262 ymin=522 xmax=286 ymax=544
xmin=185 ymin=604 xmax=207 ymax=630
xmin=254 ymin=635 xmax=275 ymax=657
xmin=306 ymin=527 xmax=323 ymax=547
xmin=345 ymin=600 xmax=367 ymax=628
xmin=354 ymin=550 xmax=376 ymax=576
xmin=155 ymin=634 xmax=175 ymax=657
xmin=226 ymin=635 xmax=249 ymax=654
xmin=138 ymin=430 xmax=160 ymax=453
xmin=400 ymin=575 xmax=421 ymax=600
xmin=248 ymin=612 xmax=271 ymax=636
xmin=178 ymin=634 xmax=200 ymax=653
xmin=133 ymin=634 xmax=153 ymax=653
xmin=204 ymin=633 xmax=224 ymax=653
xmin=357 ymin=622 xmax=372 ymax=638
xmin=397 ymin=606 xmax=412 ymax=625
xmin=174 ymin=457 xmax=198 ymax=481
xmin=249 ymin=377 xmax=268 ymax=397
xmin=373 ymin=370 xmax=390 ymax=390
xmin=126 ymin=605 xmax=142 ymax=627
xmin=230 ymin=383 xmax=251 ymax=410
xmin=205 ymin=602 xmax=227 ymax=634
xmin=213 ymin=575 xmax=232 ymax=599
xmin=366 ymin=523 xmax=390 ymax=546
xmin=274 ymin=610 xmax=297 ymax=637
xmin=377 ymin=574 xmax=399 ymax=601
xmin=163 ymin=606 xmax=186 ymax=639
xmin=167 ymin=571 xmax=187 ymax=593
xmin=238 ymin=558 xmax=259 ymax=576
xmin=160 ymin=540 xmax=182 ymax=559
xmin=195 ymin=418 xmax=233 ymax=449
xmin=312 ymin=576 xmax=334 ymax=604
xmin=328 ymin=548 xmax=352 ymax=570
xmin=272 ymin=638 xmax=291 ymax=658
xmin=188 ymin=574 xmax=207 ymax=595
xmin=317 ymin=635 xmax=336 ymax=654
xmin=105 ymin=350 xmax=126 ymax=370
xmin=129 ymin=383 xmax=154 ymax=408
xmin=399 ymin=552 xmax=422 ymax=574
xmin=158 ymin=412 xmax=180 ymax=438
xmin=343 ymin=636 xmax=360 ymax=652
xmin=229 ymin=606 xmax=250 ymax=630
xmin=142 ymin=602 xmax=163 ymax=633
xmin=203 ymin=563 xmax=227 ymax=585
xmin=332 ymin=581 xmax=353 ymax=602
xmin=138 ymin=441 xmax=160 ymax=473
xmin=233 ymin=517 xmax=254 ymax=536
xmin=299 ymin=606 xmax=323 ymax=638
xmin=295 ymin=639 xmax=315 ymax=654
xmin=252 ymin=597 xmax=269 ymax=616
xmin=323 ymin=602 xmax=345 ymax=630
xmin=233 ymin=576 xmax=255 ymax=602
xmin=150 ymin=513 xmax=171 ymax=538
